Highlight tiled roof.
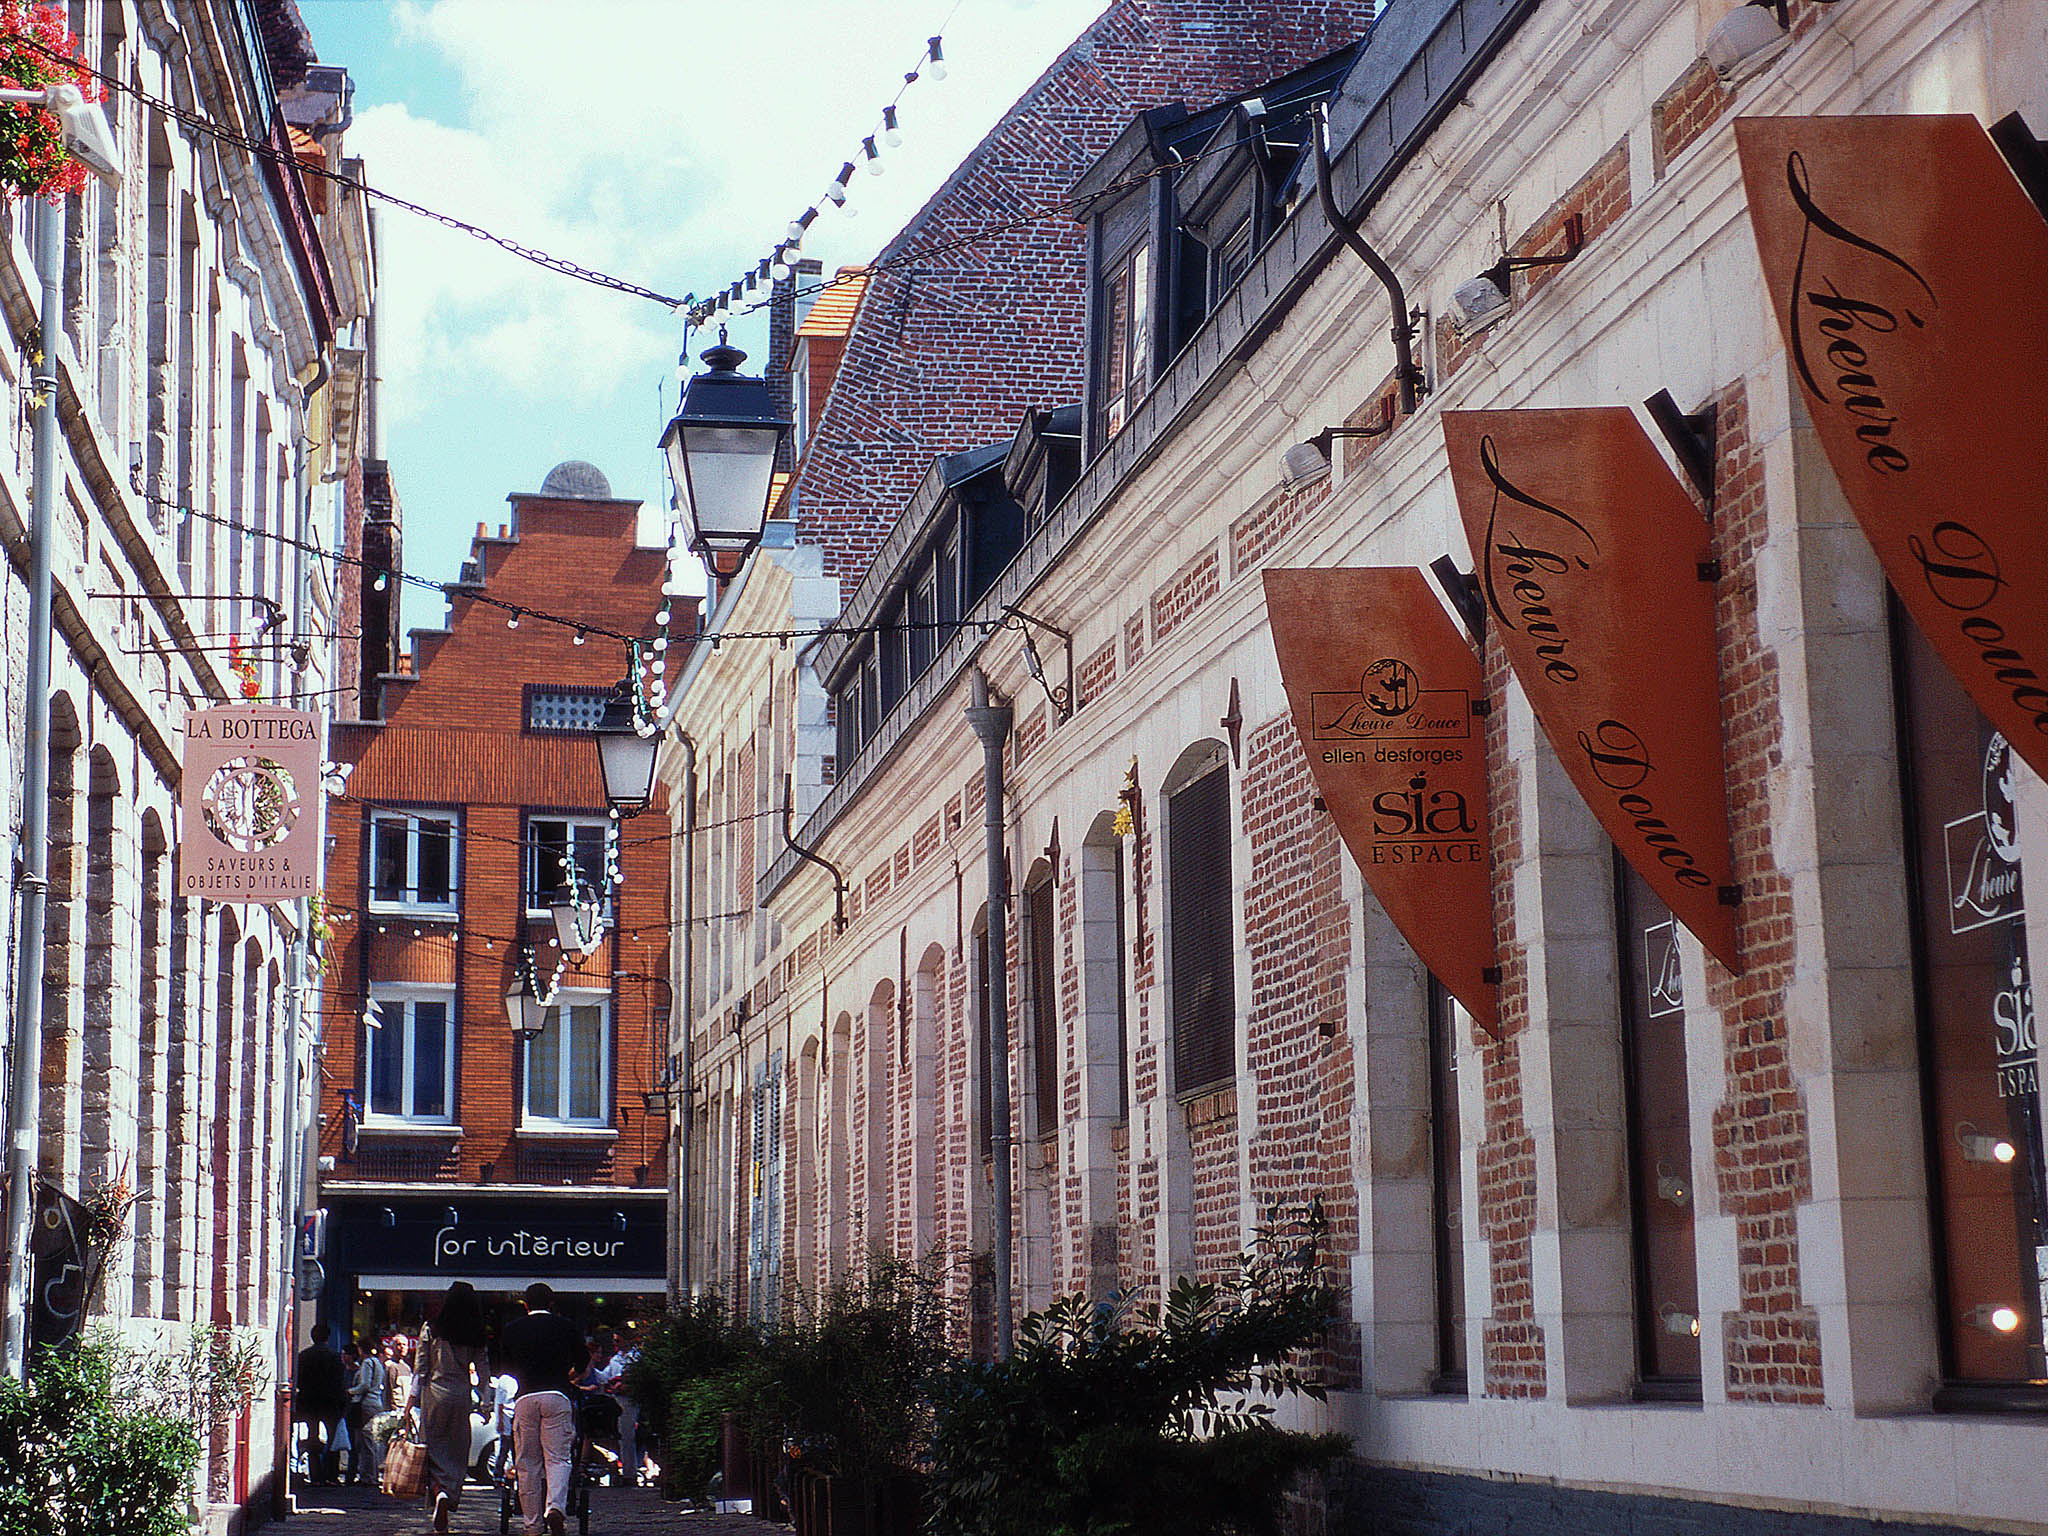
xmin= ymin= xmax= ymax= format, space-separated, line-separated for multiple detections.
xmin=767 ymin=470 xmax=794 ymax=519
xmin=795 ymin=269 xmax=868 ymax=339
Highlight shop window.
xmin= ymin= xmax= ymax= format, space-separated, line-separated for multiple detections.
xmin=1614 ymin=853 xmax=1702 ymax=1394
xmin=527 ymin=815 xmax=610 ymax=914
xmin=1896 ymin=613 xmax=2046 ymax=1405
xmin=1428 ymin=979 xmax=1468 ymax=1388
xmin=369 ymin=811 xmax=458 ymax=914
xmin=1097 ymin=241 xmax=1151 ymax=445
xmin=1027 ymin=875 xmax=1059 ymax=1138
xmin=364 ymin=988 xmax=455 ymax=1125
xmin=523 ymin=992 xmax=610 ymax=1128
xmin=1167 ymin=754 xmax=1235 ymax=1096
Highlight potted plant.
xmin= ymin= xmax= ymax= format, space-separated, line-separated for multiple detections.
xmin=0 ymin=2 xmax=97 ymax=202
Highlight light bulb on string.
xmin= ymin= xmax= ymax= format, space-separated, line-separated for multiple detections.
xmin=926 ymin=36 xmax=946 ymax=79
xmin=863 ymin=136 xmax=884 ymax=176
xmin=573 ymin=628 xmax=587 ymax=646
xmin=657 ymin=607 xmax=672 ymax=627
xmin=506 ymin=612 xmax=521 ymax=629
xmin=372 ymin=573 xmax=388 ymax=592
xmin=882 ymin=105 xmax=902 ymax=147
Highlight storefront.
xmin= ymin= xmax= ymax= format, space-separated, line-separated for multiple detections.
xmin=317 ymin=1190 xmax=669 ymax=1346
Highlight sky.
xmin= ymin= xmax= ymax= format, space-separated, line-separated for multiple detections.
xmin=295 ymin=0 xmax=1111 ymax=634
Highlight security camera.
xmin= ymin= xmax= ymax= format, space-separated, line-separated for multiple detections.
xmin=1703 ymin=2 xmax=1791 ymax=88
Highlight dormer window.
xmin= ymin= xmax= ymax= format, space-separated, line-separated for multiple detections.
xmin=1099 ymin=240 xmax=1151 ymax=444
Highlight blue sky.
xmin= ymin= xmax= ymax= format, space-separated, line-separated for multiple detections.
xmin=294 ymin=0 xmax=1109 ymax=636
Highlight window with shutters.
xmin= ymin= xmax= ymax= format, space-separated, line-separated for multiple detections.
xmin=749 ymin=1052 xmax=784 ymax=1324
xmin=1027 ymin=876 xmax=1058 ymax=1138
xmin=1615 ymin=852 xmax=1702 ymax=1394
xmin=1166 ymin=758 xmax=1235 ymax=1096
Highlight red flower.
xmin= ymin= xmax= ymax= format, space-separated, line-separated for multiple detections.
xmin=0 ymin=3 xmax=99 ymax=203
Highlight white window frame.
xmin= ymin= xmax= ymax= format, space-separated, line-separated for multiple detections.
xmin=521 ymin=988 xmax=612 ymax=1130
xmin=363 ymin=984 xmax=457 ymax=1127
xmin=367 ymin=810 xmax=461 ymax=915
xmin=525 ymin=814 xmax=615 ymax=921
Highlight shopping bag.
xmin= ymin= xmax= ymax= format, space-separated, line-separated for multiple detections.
xmin=382 ymin=1433 xmax=429 ymax=1500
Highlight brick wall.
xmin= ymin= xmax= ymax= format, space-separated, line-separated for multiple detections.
xmin=1150 ymin=542 xmax=1221 ymax=646
xmin=1479 ymin=643 xmax=1545 ymax=1397
xmin=1703 ymin=380 xmax=1823 ymax=1404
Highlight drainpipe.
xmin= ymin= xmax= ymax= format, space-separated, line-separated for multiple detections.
xmin=674 ymin=733 xmax=697 ymax=1297
xmin=2 ymin=201 xmax=66 ymax=1380
xmin=963 ymin=668 xmax=1014 ymax=1360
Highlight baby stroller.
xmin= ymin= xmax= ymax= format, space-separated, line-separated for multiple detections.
xmin=498 ymin=1394 xmax=593 ymax=1536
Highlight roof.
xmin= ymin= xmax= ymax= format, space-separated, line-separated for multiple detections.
xmin=767 ymin=470 xmax=795 ymax=519
xmin=795 ymin=270 xmax=869 ymax=339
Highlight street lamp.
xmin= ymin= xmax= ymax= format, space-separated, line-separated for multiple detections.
xmin=505 ymin=943 xmax=554 ymax=1041
xmin=593 ymin=679 xmax=660 ymax=816
xmin=658 ymin=333 xmax=791 ymax=578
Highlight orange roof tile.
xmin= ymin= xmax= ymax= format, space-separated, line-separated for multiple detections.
xmin=795 ymin=269 xmax=869 ymax=339
xmin=767 ymin=470 xmax=794 ymax=519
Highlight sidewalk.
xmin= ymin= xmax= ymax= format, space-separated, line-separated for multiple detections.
xmin=287 ymin=1479 xmax=777 ymax=1536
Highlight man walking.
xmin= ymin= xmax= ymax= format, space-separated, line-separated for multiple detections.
xmin=500 ymin=1282 xmax=588 ymax=1536
xmin=293 ymin=1322 xmax=347 ymax=1484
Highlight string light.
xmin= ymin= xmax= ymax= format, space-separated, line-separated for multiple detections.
xmin=925 ymin=36 xmax=947 ymax=80
xmin=863 ymin=136 xmax=884 ymax=175
xmin=882 ymin=104 xmax=902 ymax=148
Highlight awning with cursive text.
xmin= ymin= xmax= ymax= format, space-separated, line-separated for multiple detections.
xmin=1737 ymin=113 xmax=2048 ymax=782
xmin=1265 ymin=567 xmax=1498 ymax=1031
xmin=1444 ymin=408 xmax=1741 ymax=974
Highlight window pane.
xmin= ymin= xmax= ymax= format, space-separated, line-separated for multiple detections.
xmin=416 ymin=820 xmax=453 ymax=905
xmin=412 ymin=1001 xmax=448 ymax=1119
xmin=528 ymin=1016 xmax=560 ymax=1118
xmin=1030 ymin=880 xmax=1058 ymax=1135
xmin=1127 ymin=244 xmax=1150 ymax=389
xmin=368 ymin=1010 xmax=403 ymax=1116
xmin=531 ymin=821 xmax=569 ymax=907
xmin=372 ymin=820 xmax=406 ymax=902
xmin=571 ymin=824 xmax=607 ymax=895
xmin=569 ymin=1005 xmax=604 ymax=1121
xmin=1168 ymin=766 xmax=1235 ymax=1095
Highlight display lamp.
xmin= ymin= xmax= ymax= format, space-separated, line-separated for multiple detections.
xmin=658 ymin=332 xmax=792 ymax=578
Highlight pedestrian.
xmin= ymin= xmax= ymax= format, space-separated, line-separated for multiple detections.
xmin=293 ymin=1322 xmax=348 ymax=1485
xmin=500 ymin=1281 xmax=589 ymax=1536
xmin=488 ymin=1356 xmax=519 ymax=1479
xmin=416 ymin=1280 xmax=490 ymax=1533
xmin=345 ymin=1335 xmax=388 ymax=1485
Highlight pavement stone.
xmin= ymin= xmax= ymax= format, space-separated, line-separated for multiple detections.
xmin=287 ymin=1479 xmax=778 ymax=1536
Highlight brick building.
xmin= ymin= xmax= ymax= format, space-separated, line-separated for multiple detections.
xmin=0 ymin=2 xmax=375 ymax=1526
xmin=661 ymin=0 xmax=2048 ymax=1532
xmin=316 ymin=462 xmax=688 ymax=1337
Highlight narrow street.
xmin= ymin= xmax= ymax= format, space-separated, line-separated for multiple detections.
xmin=289 ymin=1481 xmax=773 ymax=1536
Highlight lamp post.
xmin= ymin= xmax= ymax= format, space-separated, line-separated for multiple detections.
xmin=1 ymin=86 xmax=121 ymax=1382
xmin=593 ymin=678 xmax=660 ymax=816
xmin=658 ymin=334 xmax=791 ymax=579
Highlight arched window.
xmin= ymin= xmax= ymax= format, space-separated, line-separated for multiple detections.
xmin=1164 ymin=744 xmax=1235 ymax=1096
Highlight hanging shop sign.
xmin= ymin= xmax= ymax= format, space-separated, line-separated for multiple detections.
xmin=178 ymin=704 xmax=323 ymax=902
xmin=1737 ymin=113 xmax=2048 ymax=782
xmin=1264 ymin=567 xmax=1497 ymax=1031
xmin=1444 ymin=407 xmax=1741 ymax=974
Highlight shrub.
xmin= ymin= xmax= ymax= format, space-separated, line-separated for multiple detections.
xmin=926 ymin=1206 xmax=1343 ymax=1536
xmin=0 ymin=1340 xmax=200 ymax=1536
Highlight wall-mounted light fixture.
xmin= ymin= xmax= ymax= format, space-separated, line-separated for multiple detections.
xmin=1704 ymin=0 xmax=1792 ymax=87
xmin=1655 ymin=1159 xmax=1691 ymax=1206
xmin=379 ymin=1207 xmax=398 ymax=1230
xmin=1280 ymin=399 xmax=1401 ymax=490
xmin=1660 ymin=1306 xmax=1701 ymax=1339
xmin=1967 ymin=1302 xmax=2023 ymax=1335
xmin=1956 ymin=1123 xmax=2019 ymax=1165
xmin=1451 ymin=213 xmax=1585 ymax=340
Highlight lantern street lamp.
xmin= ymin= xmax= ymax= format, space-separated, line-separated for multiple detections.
xmin=550 ymin=887 xmax=605 ymax=957
xmin=658 ymin=333 xmax=792 ymax=578
xmin=505 ymin=943 xmax=553 ymax=1041
xmin=593 ymin=679 xmax=660 ymax=816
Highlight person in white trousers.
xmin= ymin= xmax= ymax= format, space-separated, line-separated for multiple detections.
xmin=500 ymin=1282 xmax=588 ymax=1536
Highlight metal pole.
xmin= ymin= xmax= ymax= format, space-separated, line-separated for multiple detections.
xmin=3 ymin=199 xmax=68 ymax=1379
xmin=674 ymin=735 xmax=696 ymax=1298
xmin=963 ymin=668 xmax=1014 ymax=1360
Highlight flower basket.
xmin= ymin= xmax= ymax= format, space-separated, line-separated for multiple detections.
xmin=0 ymin=2 xmax=96 ymax=202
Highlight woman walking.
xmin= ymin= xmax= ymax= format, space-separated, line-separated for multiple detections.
xmin=416 ymin=1281 xmax=490 ymax=1533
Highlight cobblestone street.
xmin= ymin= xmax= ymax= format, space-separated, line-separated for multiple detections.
xmin=289 ymin=1480 xmax=773 ymax=1536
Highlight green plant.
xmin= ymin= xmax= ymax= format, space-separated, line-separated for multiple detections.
xmin=623 ymin=1290 xmax=756 ymax=1489
xmin=926 ymin=1207 xmax=1344 ymax=1536
xmin=0 ymin=1340 xmax=200 ymax=1536
xmin=747 ymin=1252 xmax=956 ymax=1490
xmin=661 ymin=1363 xmax=753 ymax=1502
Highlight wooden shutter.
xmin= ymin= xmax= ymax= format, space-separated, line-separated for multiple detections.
xmin=1168 ymin=766 xmax=1234 ymax=1095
